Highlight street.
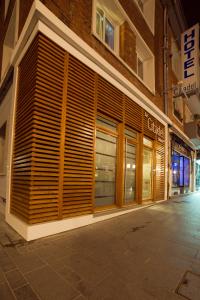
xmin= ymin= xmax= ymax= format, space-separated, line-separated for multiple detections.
xmin=1 ymin=193 xmax=200 ymax=299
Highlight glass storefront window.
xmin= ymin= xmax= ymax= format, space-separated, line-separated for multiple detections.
xmin=124 ymin=142 xmax=136 ymax=203
xmin=95 ymin=127 xmax=117 ymax=207
xmin=172 ymin=151 xmax=190 ymax=187
xmin=142 ymin=148 xmax=153 ymax=199
xmin=143 ymin=137 xmax=153 ymax=148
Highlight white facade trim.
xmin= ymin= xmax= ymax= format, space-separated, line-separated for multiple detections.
xmin=7 ymin=201 xmax=166 ymax=241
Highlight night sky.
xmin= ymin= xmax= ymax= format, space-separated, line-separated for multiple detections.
xmin=181 ymin=0 xmax=200 ymax=27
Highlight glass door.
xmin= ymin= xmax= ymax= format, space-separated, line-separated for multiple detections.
xmin=95 ymin=116 xmax=117 ymax=208
xmin=142 ymin=139 xmax=153 ymax=200
xmin=124 ymin=141 xmax=136 ymax=204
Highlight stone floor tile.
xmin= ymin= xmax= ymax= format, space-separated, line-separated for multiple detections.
xmin=12 ymin=252 xmax=46 ymax=274
xmin=5 ymin=268 xmax=27 ymax=290
xmin=14 ymin=284 xmax=39 ymax=300
xmin=0 ymin=250 xmax=16 ymax=272
xmin=25 ymin=265 xmax=79 ymax=300
xmin=0 ymin=282 xmax=16 ymax=300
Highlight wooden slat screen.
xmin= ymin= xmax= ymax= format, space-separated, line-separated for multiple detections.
xmin=97 ymin=76 xmax=123 ymax=122
xmin=11 ymin=34 xmax=66 ymax=224
xmin=63 ymin=55 xmax=95 ymax=218
xmin=30 ymin=35 xmax=65 ymax=223
xmin=125 ymin=96 xmax=142 ymax=131
xmin=11 ymin=33 xmax=166 ymax=224
xmin=11 ymin=37 xmax=38 ymax=222
xmin=155 ymin=142 xmax=165 ymax=201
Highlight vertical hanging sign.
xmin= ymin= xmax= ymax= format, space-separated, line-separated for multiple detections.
xmin=181 ymin=23 xmax=199 ymax=95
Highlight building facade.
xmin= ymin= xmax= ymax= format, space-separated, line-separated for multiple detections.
xmin=0 ymin=0 xmax=198 ymax=240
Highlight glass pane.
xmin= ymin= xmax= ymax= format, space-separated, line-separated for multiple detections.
xmin=172 ymin=151 xmax=180 ymax=187
xmin=96 ymin=134 xmax=116 ymax=156
xmin=184 ymin=157 xmax=190 ymax=186
xmin=97 ymin=116 xmax=117 ymax=132
xmin=125 ymin=143 xmax=136 ymax=203
xmin=95 ymin=130 xmax=116 ymax=207
xmin=142 ymin=148 xmax=152 ymax=199
xmin=105 ymin=18 xmax=114 ymax=50
xmin=143 ymin=137 xmax=153 ymax=148
xmin=96 ymin=8 xmax=103 ymax=39
xmin=179 ymin=156 xmax=184 ymax=186
xmin=125 ymin=128 xmax=137 ymax=139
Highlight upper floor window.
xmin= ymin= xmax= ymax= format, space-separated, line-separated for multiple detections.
xmin=93 ymin=0 xmax=124 ymax=54
xmin=134 ymin=0 xmax=155 ymax=34
xmin=136 ymin=38 xmax=155 ymax=92
xmin=1 ymin=1 xmax=18 ymax=80
xmin=96 ymin=7 xmax=115 ymax=50
xmin=173 ymin=96 xmax=183 ymax=123
xmin=171 ymin=37 xmax=181 ymax=80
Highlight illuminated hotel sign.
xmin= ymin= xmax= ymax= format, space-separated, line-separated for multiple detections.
xmin=181 ymin=23 xmax=199 ymax=95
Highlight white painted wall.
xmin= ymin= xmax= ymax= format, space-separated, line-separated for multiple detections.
xmin=0 ymin=86 xmax=13 ymax=199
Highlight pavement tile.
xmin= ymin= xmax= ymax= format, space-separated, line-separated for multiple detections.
xmin=5 ymin=268 xmax=27 ymax=290
xmin=0 ymin=282 xmax=15 ymax=300
xmin=0 ymin=269 xmax=5 ymax=283
xmin=25 ymin=265 xmax=79 ymax=300
xmin=12 ymin=252 xmax=46 ymax=274
xmin=14 ymin=284 xmax=40 ymax=300
xmin=0 ymin=250 xmax=16 ymax=272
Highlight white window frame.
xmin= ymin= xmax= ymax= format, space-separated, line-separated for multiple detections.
xmin=1 ymin=0 xmax=19 ymax=81
xmin=134 ymin=0 xmax=155 ymax=35
xmin=136 ymin=53 xmax=144 ymax=80
xmin=93 ymin=0 xmax=120 ymax=55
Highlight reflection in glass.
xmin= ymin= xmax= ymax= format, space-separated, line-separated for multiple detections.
xmin=125 ymin=142 xmax=136 ymax=203
xmin=95 ymin=130 xmax=116 ymax=207
xmin=142 ymin=148 xmax=152 ymax=199
xmin=105 ymin=18 xmax=114 ymax=50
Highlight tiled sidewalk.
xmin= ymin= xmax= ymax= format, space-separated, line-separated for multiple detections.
xmin=1 ymin=194 xmax=200 ymax=299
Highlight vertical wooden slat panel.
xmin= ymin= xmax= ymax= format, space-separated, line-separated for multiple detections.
xmin=63 ymin=55 xmax=95 ymax=217
xmin=11 ymin=37 xmax=38 ymax=222
xmin=11 ymin=34 xmax=66 ymax=224
xmin=155 ymin=142 xmax=165 ymax=201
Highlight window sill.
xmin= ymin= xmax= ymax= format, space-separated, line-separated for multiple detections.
xmin=92 ymin=31 xmax=155 ymax=95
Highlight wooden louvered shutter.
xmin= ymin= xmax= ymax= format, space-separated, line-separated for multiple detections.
xmin=62 ymin=55 xmax=95 ymax=218
xmin=155 ymin=142 xmax=165 ymax=201
xmin=11 ymin=34 xmax=66 ymax=224
xmin=97 ymin=76 xmax=123 ymax=122
xmin=11 ymin=37 xmax=38 ymax=222
xmin=125 ymin=96 xmax=142 ymax=131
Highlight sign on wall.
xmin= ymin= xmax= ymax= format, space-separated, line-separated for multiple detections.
xmin=181 ymin=23 xmax=199 ymax=95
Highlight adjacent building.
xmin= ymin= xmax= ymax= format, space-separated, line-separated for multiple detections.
xmin=0 ymin=0 xmax=199 ymax=240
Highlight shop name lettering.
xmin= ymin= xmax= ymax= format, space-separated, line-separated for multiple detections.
xmin=145 ymin=113 xmax=164 ymax=138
